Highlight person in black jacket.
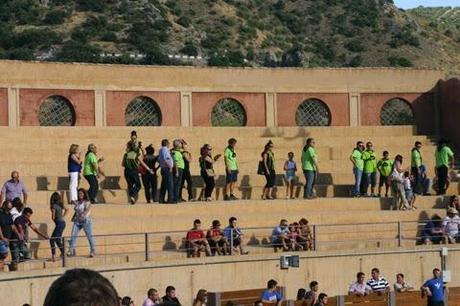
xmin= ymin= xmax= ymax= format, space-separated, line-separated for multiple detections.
xmin=161 ymin=286 xmax=181 ymax=306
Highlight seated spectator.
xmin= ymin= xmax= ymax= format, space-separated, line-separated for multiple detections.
xmin=348 ymin=272 xmax=372 ymax=296
xmin=143 ymin=288 xmax=160 ymax=306
xmin=288 ymin=222 xmax=304 ymax=251
xmin=271 ymin=219 xmax=291 ymax=251
xmin=11 ymin=207 xmax=48 ymax=263
xmin=297 ymin=218 xmax=314 ymax=250
xmin=192 ymin=289 xmax=207 ymax=306
xmin=421 ymin=214 xmax=445 ymax=245
xmin=443 ymin=208 xmax=460 ymax=244
xmin=0 ymin=171 xmax=28 ymax=205
xmin=305 ymin=281 xmax=319 ymax=304
xmin=366 ymin=268 xmax=389 ymax=293
xmin=162 ymin=286 xmax=181 ymax=306
xmin=296 ymin=288 xmax=307 ymax=301
xmin=393 ymin=273 xmax=414 ymax=292
xmin=122 ymin=296 xmax=134 ymax=306
xmin=261 ymin=279 xmax=282 ymax=305
xmin=43 ymin=268 xmax=120 ymax=306
xmin=223 ymin=217 xmax=248 ymax=255
xmin=206 ymin=220 xmax=228 ymax=255
xmin=186 ymin=219 xmax=211 ymax=257
xmin=313 ymin=293 xmax=328 ymax=306
xmin=447 ymin=195 xmax=460 ymax=211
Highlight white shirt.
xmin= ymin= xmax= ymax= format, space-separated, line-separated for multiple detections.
xmin=349 ymin=282 xmax=372 ymax=295
xmin=142 ymin=298 xmax=154 ymax=306
xmin=10 ymin=207 xmax=21 ymax=221
xmin=403 ymin=177 xmax=411 ymax=190
xmin=443 ymin=215 xmax=460 ymax=236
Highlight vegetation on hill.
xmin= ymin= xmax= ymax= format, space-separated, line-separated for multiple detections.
xmin=0 ymin=0 xmax=458 ymax=75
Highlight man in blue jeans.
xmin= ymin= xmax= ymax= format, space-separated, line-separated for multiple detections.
xmin=301 ymin=138 xmax=318 ymax=199
xmin=350 ymin=141 xmax=365 ymax=197
xmin=421 ymin=268 xmax=446 ymax=306
xmin=158 ymin=139 xmax=175 ymax=204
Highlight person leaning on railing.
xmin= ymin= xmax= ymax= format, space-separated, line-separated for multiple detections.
xmin=393 ymin=273 xmax=414 ymax=293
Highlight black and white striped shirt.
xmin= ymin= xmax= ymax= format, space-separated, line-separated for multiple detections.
xmin=367 ymin=277 xmax=389 ymax=292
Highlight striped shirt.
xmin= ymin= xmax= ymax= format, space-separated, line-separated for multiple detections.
xmin=367 ymin=277 xmax=389 ymax=292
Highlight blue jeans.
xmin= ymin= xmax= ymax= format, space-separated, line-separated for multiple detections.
xmin=159 ymin=168 xmax=174 ymax=203
xmin=353 ymin=167 xmax=363 ymax=196
xmin=69 ymin=218 xmax=96 ymax=254
xmin=303 ymin=170 xmax=316 ymax=198
xmin=50 ymin=220 xmax=66 ymax=256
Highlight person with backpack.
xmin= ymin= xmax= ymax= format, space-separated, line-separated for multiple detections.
xmin=301 ymin=138 xmax=318 ymax=199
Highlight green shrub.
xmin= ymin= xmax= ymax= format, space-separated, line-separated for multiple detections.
xmin=76 ymin=0 xmax=107 ymax=12
xmin=7 ymin=48 xmax=35 ymax=60
xmin=56 ymin=41 xmax=101 ymax=62
xmin=43 ymin=9 xmax=69 ymax=25
xmin=388 ymin=56 xmax=413 ymax=67
xmin=180 ymin=41 xmax=198 ymax=56
xmin=177 ymin=16 xmax=191 ymax=28
xmin=345 ymin=39 xmax=365 ymax=52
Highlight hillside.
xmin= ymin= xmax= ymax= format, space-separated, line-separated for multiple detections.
xmin=0 ymin=0 xmax=458 ymax=75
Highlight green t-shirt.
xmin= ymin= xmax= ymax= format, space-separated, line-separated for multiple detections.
xmin=411 ymin=149 xmax=422 ymax=168
xmin=351 ymin=149 xmax=364 ymax=170
xmin=377 ymin=158 xmax=393 ymax=177
xmin=123 ymin=151 xmax=139 ymax=170
xmin=83 ymin=152 xmax=98 ymax=176
xmin=301 ymin=146 xmax=317 ymax=171
xmin=172 ymin=150 xmax=185 ymax=169
xmin=224 ymin=147 xmax=238 ymax=170
xmin=435 ymin=146 xmax=454 ymax=167
xmin=362 ymin=149 xmax=377 ymax=174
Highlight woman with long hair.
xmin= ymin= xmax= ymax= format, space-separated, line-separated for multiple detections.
xmin=49 ymin=192 xmax=68 ymax=261
xmin=68 ymin=188 xmax=96 ymax=257
xmin=199 ymin=144 xmax=221 ymax=201
xmin=193 ymin=289 xmax=207 ymax=306
xmin=68 ymin=144 xmax=82 ymax=203
xmin=262 ymin=140 xmax=276 ymax=200
xmin=391 ymin=155 xmax=410 ymax=210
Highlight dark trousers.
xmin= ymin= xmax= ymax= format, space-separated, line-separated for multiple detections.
xmin=50 ymin=220 xmax=66 ymax=256
xmin=124 ymin=168 xmax=141 ymax=198
xmin=181 ymin=169 xmax=193 ymax=200
xmin=159 ymin=168 xmax=174 ymax=203
xmin=428 ymin=301 xmax=444 ymax=306
xmin=142 ymin=173 xmax=157 ymax=203
xmin=264 ymin=170 xmax=276 ymax=188
xmin=411 ymin=166 xmax=422 ymax=194
xmin=10 ymin=241 xmax=30 ymax=262
xmin=173 ymin=169 xmax=184 ymax=202
xmin=84 ymin=175 xmax=98 ymax=203
xmin=437 ymin=165 xmax=448 ymax=195
xmin=201 ymin=171 xmax=215 ymax=198
xmin=360 ymin=172 xmax=377 ymax=195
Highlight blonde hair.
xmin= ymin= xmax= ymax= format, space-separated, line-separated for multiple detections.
xmin=69 ymin=144 xmax=79 ymax=154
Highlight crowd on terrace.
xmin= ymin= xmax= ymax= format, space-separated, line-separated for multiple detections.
xmin=37 ymin=267 xmax=446 ymax=306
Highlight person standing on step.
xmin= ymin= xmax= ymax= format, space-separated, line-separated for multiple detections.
xmin=68 ymin=144 xmax=83 ymax=203
xmin=141 ymin=145 xmax=158 ymax=203
xmin=224 ymin=138 xmax=239 ymax=201
xmin=181 ymin=140 xmax=194 ymax=201
xmin=122 ymin=141 xmax=153 ymax=205
xmin=302 ymin=138 xmax=318 ymax=199
xmin=49 ymin=192 xmax=68 ymax=261
xmin=350 ymin=141 xmax=365 ymax=197
xmin=411 ymin=141 xmax=424 ymax=195
xmin=391 ymin=155 xmax=410 ymax=210
xmin=284 ymin=152 xmax=297 ymax=199
xmin=435 ymin=139 xmax=454 ymax=195
xmin=0 ymin=171 xmax=28 ymax=205
xmin=262 ymin=140 xmax=276 ymax=200
xmin=129 ymin=130 xmax=145 ymax=156
xmin=171 ymin=139 xmax=185 ymax=203
xmin=421 ymin=268 xmax=446 ymax=306
xmin=361 ymin=142 xmax=378 ymax=197
xmin=377 ymin=151 xmax=393 ymax=197
xmin=83 ymin=144 xmax=105 ymax=204
xmin=158 ymin=139 xmax=174 ymax=204
xmin=199 ymin=144 xmax=221 ymax=201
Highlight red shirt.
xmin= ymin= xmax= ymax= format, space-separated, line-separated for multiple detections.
xmin=187 ymin=229 xmax=205 ymax=241
xmin=207 ymin=228 xmax=223 ymax=238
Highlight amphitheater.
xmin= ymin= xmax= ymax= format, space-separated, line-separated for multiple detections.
xmin=0 ymin=60 xmax=459 ymax=305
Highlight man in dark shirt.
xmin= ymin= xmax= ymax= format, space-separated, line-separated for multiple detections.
xmin=0 ymin=200 xmax=19 ymax=266
xmin=161 ymin=286 xmax=181 ymax=306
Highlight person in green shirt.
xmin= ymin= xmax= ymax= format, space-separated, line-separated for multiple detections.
xmin=224 ymin=138 xmax=238 ymax=201
xmin=377 ymin=151 xmax=393 ymax=197
xmin=410 ymin=141 xmax=423 ymax=195
xmin=361 ymin=142 xmax=378 ymax=197
xmin=83 ymin=144 xmax=105 ymax=204
xmin=435 ymin=139 xmax=454 ymax=195
xmin=350 ymin=141 xmax=364 ymax=197
xmin=301 ymin=138 xmax=318 ymax=199
xmin=171 ymin=139 xmax=185 ymax=202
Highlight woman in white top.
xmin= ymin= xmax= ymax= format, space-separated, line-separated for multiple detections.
xmin=68 ymin=144 xmax=83 ymax=203
xmin=68 ymin=188 xmax=96 ymax=257
xmin=391 ymin=155 xmax=410 ymax=210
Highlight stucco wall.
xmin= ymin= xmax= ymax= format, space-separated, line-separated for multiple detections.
xmin=192 ymin=92 xmax=266 ymax=126
xmin=277 ymin=93 xmax=349 ymax=126
xmin=105 ymin=91 xmax=181 ymax=126
xmin=19 ymin=88 xmax=95 ymax=126
xmin=0 ymin=88 xmax=8 ymax=126
xmin=438 ymin=78 xmax=460 ymax=149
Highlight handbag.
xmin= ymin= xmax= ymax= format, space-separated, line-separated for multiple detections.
xmin=257 ymin=161 xmax=265 ymax=175
xmin=205 ymin=168 xmax=215 ymax=177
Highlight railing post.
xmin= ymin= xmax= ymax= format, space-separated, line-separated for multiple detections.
xmin=230 ymin=229 xmax=234 ymax=255
xmin=62 ymin=237 xmax=67 ymax=268
xmin=397 ymin=222 xmax=402 ymax=247
xmin=144 ymin=233 xmax=150 ymax=261
xmin=313 ymin=225 xmax=317 ymax=251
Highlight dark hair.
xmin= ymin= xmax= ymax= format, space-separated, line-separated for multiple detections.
xmin=299 ymin=218 xmax=308 ymax=225
xmin=50 ymin=192 xmax=63 ymax=210
xmin=366 ymin=141 xmax=372 ymax=147
xmin=145 ymin=145 xmax=155 ymax=155
xmin=449 ymin=195 xmax=459 ymax=206
xmin=403 ymin=171 xmax=410 ymax=177
xmin=383 ymin=151 xmax=389 ymax=156
xmin=397 ymin=273 xmax=404 ymax=278
xmin=288 ymin=152 xmax=294 ymax=156
xmin=394 ymin=154 xmax=403 ymax=163
xmin=161 ymin=139 xmax=169 ymax=147
xmin=229 ymin=217 xmax=237 ymax=224
xmin=212 ymin=220 xmax=221 ymax=227
xmin=78 ymin=188 xmax=89 ymax=201
xmin=228 ymin=138 xmax=237 ymax=145
xmin=296 ymin=288 xmax=306 ymax=300
xmin=437 ymin=139 xmax=447 ymax=152
xmin=371 ymin=268 xmax=380 ymax=273
xmin=121 ymin=296 xmax=132 ymax=306
xmin=147 ymin=288 xmax=157 ymax=296
xmin=194 ymin=219 xmax=201 ymax=225
xmin=267 ymin=279 xmax=277 ymax=289
xmin=432 ymin=214 xmax=442 ymax=227
xmin=309 ymin=281 xmax=318 ymax=289
xmin=264 ymin=140 xmax=273 ymax=152
xmin=357 ymin=272 xmax=365 ymax=278
xmin=280 ymin=219 xmax=288 ymax=224
xmin=12 ymin=197 xmax=24 ymax=211
xmin=1 ymin=200 xmax=11 ymax=211
xmin=306 ymin=138 xmax=314 ymax=146
xmin=43 ymin=269 xmax=119 ymax=306
xmin=166 ymin=286 xmax=175 ymax=294
xmin=433 ymin=268 xmax=441 ymax=273
xmin=23 ymin=207 xmax=33 ymax=215
xmin=254 ymin=300 xmax=263 ymax=306
xmin=356 ymin=141 xmax=363 ymax=147
xmin=318 ymin=293 xmax=327 ymax=302
xmin=415 ymin=141 xmax=422 ymax=146
xmin=131 ymin=130 xmax=137 ymax=137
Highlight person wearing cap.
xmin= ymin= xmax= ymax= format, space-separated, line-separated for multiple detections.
xmin=443 ymin=207 xmax=460 ymax=244
xmin=171 ymin=139 xmax=185 ymax=203
xmin=206 ymin=219 xmax=228 ymax=255
xmin=224 ymin=138 xmax=239 ymax=201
